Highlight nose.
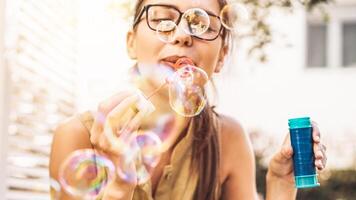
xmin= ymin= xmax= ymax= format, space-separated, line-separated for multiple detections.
xmin=171 ymin=25 xmax=193 ymax=47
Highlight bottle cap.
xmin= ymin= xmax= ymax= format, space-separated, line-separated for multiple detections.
xmin=295 ymin=174 xmax=320 ymax=188
xmin=288 ymin=117 xmax=311 ymax=129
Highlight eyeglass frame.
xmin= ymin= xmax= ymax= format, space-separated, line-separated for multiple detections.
xmin=132 ymin=4 xmax=226 ymax=41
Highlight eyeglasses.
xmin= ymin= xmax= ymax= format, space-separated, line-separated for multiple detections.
xmin=133 ymin=4 xmax=225 ymax=41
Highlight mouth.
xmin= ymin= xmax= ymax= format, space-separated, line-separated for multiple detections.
xmin=160 ymin=56 xmax=197 ymax=70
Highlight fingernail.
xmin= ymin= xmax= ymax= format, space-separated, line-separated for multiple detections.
xmin=315 ymin=160 xmax=321 ymax=167
xmin=315 ymin=136 xmax=320 ymax=142
xmin=318 ymin=160 xmax=323 ymax=166
xmin=317 ymin=151 xmax=323 ymax=158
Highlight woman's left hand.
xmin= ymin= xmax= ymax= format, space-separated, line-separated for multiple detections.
xmin=268 ymin=121 xmax=327 ymax=184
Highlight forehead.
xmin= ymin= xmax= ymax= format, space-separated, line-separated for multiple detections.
xmin=143 ymin=0 xmax=221 ymax=16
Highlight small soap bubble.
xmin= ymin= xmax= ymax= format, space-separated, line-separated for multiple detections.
xmin=156 ymin=20 xmax=177 ymax=43
xmin=220 ymin=3 xmax=249 ymax=31
xmin=136 ymin=131 xmax=162 ymax=168
xmin=182 ymin=8 xmax=210 ymax=36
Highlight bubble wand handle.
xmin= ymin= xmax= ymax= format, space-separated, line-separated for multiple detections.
xmin=145 ymin=82 xmax=168 ymax=100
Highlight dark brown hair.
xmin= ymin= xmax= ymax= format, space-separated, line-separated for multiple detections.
xmin=132 ymin=1 xmax=231 ymax=199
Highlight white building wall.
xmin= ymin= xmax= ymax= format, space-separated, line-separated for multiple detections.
xmin=0 ymin=0 xmax=9 ymax=197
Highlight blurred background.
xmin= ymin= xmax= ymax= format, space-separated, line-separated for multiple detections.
xmin=0 ymin=0 xmax=355 ymax=199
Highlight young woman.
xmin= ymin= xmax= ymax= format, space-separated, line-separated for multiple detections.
xmin=50 ymin=0 xmax=327 ymax=199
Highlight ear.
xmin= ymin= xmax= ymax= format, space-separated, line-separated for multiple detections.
xmin=126 ymin=30 xmax=137 ymax=60
xmin=214 ymin=45 xmax=229 ymax=73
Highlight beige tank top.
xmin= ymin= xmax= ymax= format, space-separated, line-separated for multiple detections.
xmin=77 ymin=111 xmax=199 ymax=200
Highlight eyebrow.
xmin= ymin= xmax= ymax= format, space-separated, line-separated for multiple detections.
xmin=149 ymin=3 xmax=220 ymax=18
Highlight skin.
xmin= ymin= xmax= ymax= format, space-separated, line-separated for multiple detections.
xmin=49 ymin=0 xmax=327 ymax=199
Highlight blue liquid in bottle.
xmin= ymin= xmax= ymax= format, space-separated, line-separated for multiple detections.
xmin=288 ymin=117 xmax=320 ymax=188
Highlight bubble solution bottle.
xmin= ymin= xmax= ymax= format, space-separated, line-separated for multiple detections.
xmin=288 ymin=117 xmax=320 ymax=188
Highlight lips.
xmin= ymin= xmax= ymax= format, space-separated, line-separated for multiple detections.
xmin=161 ymin=56 xmax=196 ymax=70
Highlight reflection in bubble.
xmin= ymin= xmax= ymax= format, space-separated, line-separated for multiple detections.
xmin=168 ymin=65 xmax=208 ymax=117
xmin=182 ymin=8 xmax=210 ymax=36
xmin=156 ymin=20 xmax=177 ymax=43
xmin=117 ymin=131 xmax=162 ymax=184
xmin=220 ymin=3 xmax=249 ymax=31
xmin=136 ymin=131 xmax=162 ymax=168
xmin=58 ymin=149 xmax=115 ymax=199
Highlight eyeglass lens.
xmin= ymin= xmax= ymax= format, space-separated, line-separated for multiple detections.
xmin=147 ymin=5 xmax=222 ymax=40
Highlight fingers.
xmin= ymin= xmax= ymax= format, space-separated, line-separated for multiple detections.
xmin=312 ymin=121 xmax=321 ymax=143
xmin=269 ymin=144 xmax=294 ymax=177
xmin=273 ymin=134 xmax=294 ymax=164
xmin=311 ymin=121 xmax=327 ymax=170
xmin=314 ymin=142 xmax=327 ymax=170
xmin=91 ymin=92 xmax=140 ymax=153
xmin=280 ymin=145 xmax=294 ymax=161
xmin=125 ymin=105 xmax=149 ymax=132
xmin=98 ymin=90 xmax=136 ymax=116
xmin=91 ymin=91 xmax=137 ymax=146
xmin=106 ymin=94 xmax=140 ymax=127
xmin=282 ymin=133 xmax=294 ymax=159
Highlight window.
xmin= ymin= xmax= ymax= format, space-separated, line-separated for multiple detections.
xmin=342 ymin=21 xmax=356 ymax=67
xmin=306 ymin=4 xmax=356 ymax=69
xmin=307 ymin=23 xmax=328 ymax=67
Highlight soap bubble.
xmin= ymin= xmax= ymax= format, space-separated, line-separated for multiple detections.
xmin=134 ymin=62 xmax=211 ymax=117
xmin=168 ymin=65 xmax=208 ymax=117
xmin=116 ymin=131 xmax=162 ymax=184
xmin=182 ymin=8 xmax=210 ymax=36
xmin=156 ymin=20 xmax=177 ymax=43
xmin=136 ymin=131 xmax=162 ymax=168
xmin=58 ymin=149 xmax=115 ymax=199
xmin=220 ymin=3 xmax=249 ymax=31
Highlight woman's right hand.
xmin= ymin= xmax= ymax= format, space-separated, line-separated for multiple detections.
xmin=89 ymin=90 xmax=151 ymax=198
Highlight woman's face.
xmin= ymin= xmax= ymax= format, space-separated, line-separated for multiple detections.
xmin=127 ymin=0 xmax=227 ymax=78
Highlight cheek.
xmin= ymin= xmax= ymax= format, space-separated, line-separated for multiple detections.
xmin=135 ymin=25 xmax=163 ymax=63
xmin=199 ymin=41 xmax=222 ymax=76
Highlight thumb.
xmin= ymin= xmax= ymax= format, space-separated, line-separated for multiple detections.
xmin=274 ymin=134 xmax=294 ymax=164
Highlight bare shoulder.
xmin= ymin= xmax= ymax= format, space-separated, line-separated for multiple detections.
xmin=218 ymin=114 xmax=252 ymax=152
xmin=218 ymin=115 xmax=255 ymax=181
xmin=52 ymin=114 xmax=92 ymax=150
xmin=49 ymin=114 xmax=92 ymax=179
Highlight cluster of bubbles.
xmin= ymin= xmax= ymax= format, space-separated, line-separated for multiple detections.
xmin=57 ymin=130 xmax=163 ymax=199
xmin=56 ymin=64 xmax=208 ymax=198
xmin=156 ymin=1 xmax=249 ymax=43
